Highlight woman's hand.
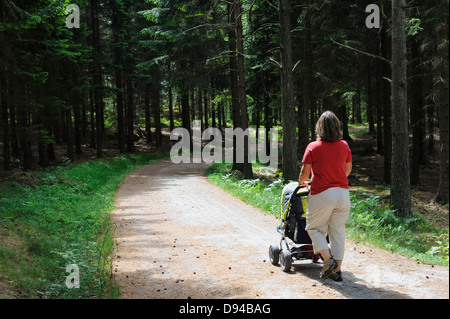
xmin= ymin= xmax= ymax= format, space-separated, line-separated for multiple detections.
xmin=298 ymin=181 xmax=309 ymax=188
xmin=298 ymin=163 xmax=312 ymax=187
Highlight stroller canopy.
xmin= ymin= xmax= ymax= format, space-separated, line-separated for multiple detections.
xmin=281 ymin=182 xmax=309 ymax=221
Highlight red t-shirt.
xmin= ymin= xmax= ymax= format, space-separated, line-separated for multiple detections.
xmin=302 ymin=140 xmax=352 ymax=195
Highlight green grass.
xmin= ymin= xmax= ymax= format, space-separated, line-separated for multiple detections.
xmin=347 ymin=193 xmax=448 ymax=265
xmin=205 ymin=162 xmax=449 ymax=266
xmin=206 ymin=162 xmax=284 ymax=218
xmin=0 ymin=152 xmax=168 ymax=298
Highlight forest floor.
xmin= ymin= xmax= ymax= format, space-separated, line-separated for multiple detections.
xmin=1 ymin=127 xmax=448 ymax=299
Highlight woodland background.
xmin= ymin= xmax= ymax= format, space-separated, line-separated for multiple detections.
xmin=0 ymin=0 xmax=449 ymax=217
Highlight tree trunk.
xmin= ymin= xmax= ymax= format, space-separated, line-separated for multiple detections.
xmin=66 ymin=108 xmax=74 ymax=161
xmin=179 ymin=60 xmax=191 ymax=135
xmin=375 ymin=67 xmax=383 ymax=154
xmin=391 ymin=0 xmax=411 ymax=218
xmin=354 ymin=84 xmax=362 ymax=123
xmin=112 ymin=0 xmax=126 ymax=154
xmin=72 ymin=65 xmax=82 ymax=155
xmin=279 ymin=0 xmax=298 ymax=180
xmin=263 ymin=75 xmax=272 ymax=157
xmin=23 ymin=96 xmax=32 ymax=170
xmin=152 ymin=68 xmax=162 ymax=148
xmin=299 ymin=5 xmax=311 ymax=154
xmin=8 ymin=67 xmax=19 ymax=159
xmin=126 ymin=76 xmax=134 ymax=153
xmin=297 ymin=86 xmax=308 ymax=157
xmin=221 ymin=100 xmax=226 ymax=130
xmin=1 ymin=68 xmax=10 ymax=170
xmin=210 ymin=79 xmax=216 ymax=128
xmin=35 ymin=92 xmax=49 ymax=167
xmin=211 ymin=99 xmax=216 ymax=128
xmin=366 ymin=60 xmax=375 ymax=135
xmin=145 ymin=84 xmax=152 ymax=145
xmin=426 ymin=102 xmax=435 ymax=154
xmin=116 ymin=67 xmax=125 ymax=153
xmin=181 ymin=91 xmax=190 ymax=133
xmin=168 ymin=86 xmax=175 ymax=131
xmin=81 ymin=90 xmax=87 ymax=139
xmin=203 ymin=89 xmax=209 ymax=128
xmin=235 ymin=0 xmax=253 ymax=179
xmin=410 ymin=36 xmax=425 ymax=186
xmin=340 ymin=101 xmax=352 ymax=142
xmin=168 ymin=63 xmax=175 ymax=132
xmin=89 ymin=86 xmax=96 ymax=148
xmin=380 ymin=9 xmax=391 ymax=184
xmin=197 ymin=88 xmax=203 ymax=131
xmin=304 ymin=2 xmax=315 ymax=142
xmin=434 ymin=15 xmax=449 ymax=204
xmin=91 ymin=0 xmax=103 ymax=158
xmin=228 ymin=2 xmax=242 ymax=172
xmin=190 ymin=90 xmax=195 ymax=124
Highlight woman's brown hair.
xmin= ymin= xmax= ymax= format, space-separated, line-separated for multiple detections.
xmin=315 ymin=111 xmax=342 ymax=142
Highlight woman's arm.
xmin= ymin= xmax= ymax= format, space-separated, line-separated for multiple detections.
xmin=298 ymin=163 xmax=312 ymax=186
xmin=345 ymin=162 xmax=352 ymax=177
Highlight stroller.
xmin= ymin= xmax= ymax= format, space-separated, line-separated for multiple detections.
xmin=268 ymin=182 xmax=324 ymax=272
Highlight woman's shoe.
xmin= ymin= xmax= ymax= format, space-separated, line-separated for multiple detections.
xmin=320 ymin=257 xmax=338 ymax=279
xmin=329 ymin=271 xmax=343 ymax=282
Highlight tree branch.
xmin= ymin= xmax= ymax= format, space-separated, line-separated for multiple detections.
xmin=330 ymin=38 xmax=391 ymax=66
xmin=263 ymin=0 xmax=278 ymax=12
xmin=292 ymin=59 xmax=302 ymax=72
xmin=265 ymin=57 xmax=281 ymax=69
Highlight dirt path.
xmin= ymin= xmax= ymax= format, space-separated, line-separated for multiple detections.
xmin=111 ymin=160 xmax=448 ymax=299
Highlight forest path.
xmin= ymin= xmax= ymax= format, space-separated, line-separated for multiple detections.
xmin=111 ymin=159 xmax=448 ymax=299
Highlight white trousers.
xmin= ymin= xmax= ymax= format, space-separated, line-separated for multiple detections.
xmin=305 ymin=187 xmax=351 ymax=260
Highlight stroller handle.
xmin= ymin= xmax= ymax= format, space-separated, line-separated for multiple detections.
xmin=292 ymin=184 xmax=310 ymax=197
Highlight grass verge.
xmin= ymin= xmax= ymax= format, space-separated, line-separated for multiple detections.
xmin=0 ymin=152 xmax=168 ymax=299
xmin=205 ymin=162 xmax=449 ymax=266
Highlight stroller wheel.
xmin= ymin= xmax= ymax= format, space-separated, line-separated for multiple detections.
xmin=269 ymin=244 xmax=280 ymax=265
xmin=280 ymin=249 xmax=292 ymax=272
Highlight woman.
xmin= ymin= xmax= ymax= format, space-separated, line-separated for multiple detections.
xmin=298 ymin=111 xmax=352 ymax=281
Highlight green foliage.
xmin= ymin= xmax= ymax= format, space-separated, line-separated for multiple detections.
xmin=427 ymin=233 xmax=449 ymax=261
xmin=206 ymin=162 xmax=284 ymax=218
xmin=0 ymin=153 xmax=168 ymax=298
xmin=407 ymin=18 xmax=424 ymax=36
xmin=348 ymin=193 xmax=447 ymax=265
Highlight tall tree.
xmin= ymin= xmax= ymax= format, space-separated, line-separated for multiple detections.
xmin=228 ymin=1 xmax=242 ymax=172
xmin=111 ymin=0 xmax=126 ymax=153
xmin=90 ymin=0 xmax=104 ymax=158
xmin=433 ymin=1 xmax=449 ymax=204
xmin=1 ymin=68 xmax=10 ymax=170
xmin=391 ymin=0 xmax=411 ymax=218
xmin=380 ymin=4 xmax=391 ymax=184
xmin=234 ymin=0 xmax=253 ymax=179
xmin=279 ymin=0 xmax=298 ymax=181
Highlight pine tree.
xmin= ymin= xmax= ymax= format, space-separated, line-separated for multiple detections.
xmin=391 ymin=0 xmax=411 ymax=218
